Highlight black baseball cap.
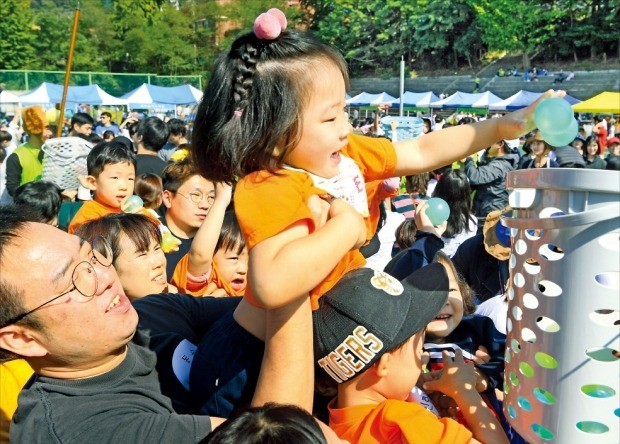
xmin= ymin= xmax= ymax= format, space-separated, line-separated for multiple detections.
xmin=313 ymin=264 xmax=449 ymax=383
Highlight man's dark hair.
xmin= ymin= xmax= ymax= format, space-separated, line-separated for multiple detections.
xmin=167 ymin=118 xmax=187 ymax=137
xmin=0 ymin=206 xmax=46 ymax=362
xmin=71 ymin=112 xmax=94 ymax=129
xmin=0 ymin=129 xmax=12 ymax=144
xmin=136 ymin=116 xmax=169 ymax=152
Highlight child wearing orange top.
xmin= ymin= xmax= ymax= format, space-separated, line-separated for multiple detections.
xmin=316 ymin=263 xmax=508 ymax=444
xmin=188 ymin=7 xmax=565 ymax=418
xmin=171 ymin=207 xmax=248 ymax=297
xmin=68 ymin=140 xmax=139 ymax=233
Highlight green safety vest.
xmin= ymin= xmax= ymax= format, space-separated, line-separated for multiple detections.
xmin=14 ymin=143 xmax=43 ymax=185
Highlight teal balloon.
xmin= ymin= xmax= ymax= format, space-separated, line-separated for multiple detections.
xmin=541 ymin=118 xmax=578 ymax=147
xmin=534 ymin=98 xmax=573 ymax=133
xmin=426 ymin=197 xmax=450 ymax=226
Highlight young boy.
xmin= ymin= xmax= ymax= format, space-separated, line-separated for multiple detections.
xmin=314 ymin=263 xmax=509 ymax=444
xmin=68 ymin=140 xmax=137 ymax=234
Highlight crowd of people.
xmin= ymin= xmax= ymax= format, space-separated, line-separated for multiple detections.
xmin=0 ymin=9 xmax=618 ymax=443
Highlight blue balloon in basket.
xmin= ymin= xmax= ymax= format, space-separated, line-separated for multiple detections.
xmin=540 ymin=118 xmax=579 ymax=147
xmin=425 ymin=197 xmax=450 ymax=226
xmin=534 ymin=98 xmax=574 ymax=133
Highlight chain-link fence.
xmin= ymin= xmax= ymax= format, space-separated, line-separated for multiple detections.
xmin=0 ymin=70 xmax=203 ymax=95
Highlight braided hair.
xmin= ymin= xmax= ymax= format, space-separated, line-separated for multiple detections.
xmin=192 ymin=30 xmax=348 ymax=184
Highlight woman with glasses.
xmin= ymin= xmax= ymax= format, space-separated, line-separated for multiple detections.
xmin=74 ymin=214 xmax=178 ymax=299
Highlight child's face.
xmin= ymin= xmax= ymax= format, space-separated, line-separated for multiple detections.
xmin=426 ymin=264 xmax=464 ymax=340
xmin=609 ymin=143 xmax=620 ymax=155
xmin=164 ymin=175 xmax=215 ymax=233
xmin=586 ymin=140 xmax=599 ymax=156
xmin=92 ymin=162 xmax=136 ymax=208
xmin=213 ymin=245 xmax=248 ymax=293
xmin=380 ymin=329 xmax=426 ymax=400
xmin=530 ymin=140 xmax=547 ymax=156
xmin=280 ymin=63 xmax=352 ymax=179
xmin=114 ymin=233 xmax=167 ymax=299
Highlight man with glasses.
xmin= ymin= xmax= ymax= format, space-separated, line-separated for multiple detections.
xmin=161 ymin=158 xmax=217 ymax=277
xmin=0 ymin=206 xmax=313 ymax=442
xmin=95 ymin=111 xmax=121 ymax=137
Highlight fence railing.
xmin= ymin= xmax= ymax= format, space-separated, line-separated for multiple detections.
xmin=0 ymin=70 xmax=203 ymax=95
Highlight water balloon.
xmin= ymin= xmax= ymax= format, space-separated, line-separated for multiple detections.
xmin=540 ymin=118 xmax=578 ymax=147
xmin=425 ymin=197 xmax=450 ymax=226
xmin=534 ymin=98 xmax=573 ymax=133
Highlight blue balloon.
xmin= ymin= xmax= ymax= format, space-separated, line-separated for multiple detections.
xmin=534 ymin=98 xmax=574 ymax=133
xmin=541 ymin=118 xmax=578 ymax=147
xmin=425 ymin=197 xmax=450 ymax=226
xmin=495 ymin=221 xmax=511 ymax=247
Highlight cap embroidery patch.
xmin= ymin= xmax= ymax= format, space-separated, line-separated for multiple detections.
xmin=370 ymin=270 xmax=403 ymax=296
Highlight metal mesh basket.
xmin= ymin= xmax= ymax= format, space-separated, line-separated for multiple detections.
xmin=501 ymin=169 xmax=620 ymax=443
xmin=41 ymin=137 xmax=93 ymax=190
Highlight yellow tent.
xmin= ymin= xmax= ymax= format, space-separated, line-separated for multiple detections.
xmin=572 ymin=91 xmax=620 ymax=114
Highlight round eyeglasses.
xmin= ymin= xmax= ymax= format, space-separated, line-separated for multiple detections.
xmin=175 ymin=189 xmax=215 ymax=205
xmin=0 ymin=236 xmax=114 ymax=329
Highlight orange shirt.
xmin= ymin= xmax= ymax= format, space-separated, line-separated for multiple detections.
xmin=0 ymin=360 xmax=34 ymax=442
xmin=68 ymin=199 xmax=158 ymax=234
xmin=68 ymin=199 xmax=121 ymax=234
xmin=329 ymin=399 xmax=473 ymax=444
xmin=234 ymin=134 xmax=397 ymax=310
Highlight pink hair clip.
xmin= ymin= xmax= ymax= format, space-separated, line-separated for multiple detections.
xmin=253 ymin=8 xmax=287 ymax=40
xmin=234 ymin=109 xmax=243 ymax=117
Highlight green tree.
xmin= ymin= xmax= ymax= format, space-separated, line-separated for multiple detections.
xmin=471 ymin=0 xmax=560 ymax=69
xmin=0 ymin=0 xmax=36 ymax=69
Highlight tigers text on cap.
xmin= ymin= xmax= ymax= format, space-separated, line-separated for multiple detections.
xmin=313 ymin=264 xmax=449 ymax=383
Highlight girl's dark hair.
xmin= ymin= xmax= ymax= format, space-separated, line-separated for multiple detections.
xmin=394 ymin=218 xmax=417 ymax=249
xmin=215 ymin=211 xmax=245 ymax=255
xmin=135 ymin=173 xmax=163 ymax=210
xmin=583 ymin=135 xmax=599 ymax=158
xmin=404 ymin=173 xmax=429 ymax=196
xmin=202 ymin=403 xmax=327 ymax=444
xmin=433 ymin=251 xmax=475 ymax=315
xmin=192 ymin=29 xmax=349 ymax=184
xmin=87 ymin=139 xmax=137 ymax=177
xmin=431 ymin=169 xmax=473 ymax=238
xmin=73 ymin=213 xmax=162 ymax=266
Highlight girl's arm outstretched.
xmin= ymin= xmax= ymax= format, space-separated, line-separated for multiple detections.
xmin=393 ymin=90 xmax=565 ymax=176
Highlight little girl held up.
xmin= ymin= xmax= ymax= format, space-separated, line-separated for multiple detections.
xmin=189 ymin=7 xmax=565 ymax=417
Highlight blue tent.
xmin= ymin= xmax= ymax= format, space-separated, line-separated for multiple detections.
xmin=18 ymin=82 xmax=127 ymax=105
xmin=430 ymin=91 xmax=503 ymax=108
xmin=489 ymin=90 xmax=581 ymax=111
xmin=121 ymin=84 xmax=202 ymax=108
xmin=346 ymin=92 xmax=396 ymax=106
xmin=389 ymin=91 xmax=440 ymax=107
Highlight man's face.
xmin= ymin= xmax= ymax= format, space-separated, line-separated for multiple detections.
xmin=2 ymin=223 xmax=138 ymax=368
xmin=74 ymin=123 xmax=93 ymax=136
xmin=163 ymin=175 xmax=215 ymax=236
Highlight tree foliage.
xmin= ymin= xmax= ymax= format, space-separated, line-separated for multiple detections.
xmin=0 ymin=0 xmax=617 ymax=78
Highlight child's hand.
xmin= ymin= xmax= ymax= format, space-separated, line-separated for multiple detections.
xmin=415 ymin=201 xmax=447 ymax=237
xmin=202 ymin=281 xmax=229 ymax=297
xmin=498 ymin=89 xmax=566 ymax=140
xmin=306 ymin=194 xmax=331 ymax=229
xmin=422 ymin=350 xmax=478 ymax=398
xmin=328 ymin=198 xmax=367 ymax=249
xmin=214 ymin=181 xmax=233 ymax=205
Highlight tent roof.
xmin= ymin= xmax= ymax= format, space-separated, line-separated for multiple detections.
xmin=389 ymin=91 xmax=439 ymax=107
xmin=0 ymin=90 xmax=21 ymax=104
xmin=18 ymin=82 xmax=127 ymax=105
xmin=66 ymin=85 xmax=127 ymax=105
xmin=121 ymin=84 xmax=202 ymax=107
xmin=18 ymin=82 xmax=65 ymax=104
xmin=572 ymin=91 xmax=620 ymax=113
xmin=346 ymin=92 xmax=396 ymax=106
xmin=430 ymin=91 xmax=502 ymax=108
